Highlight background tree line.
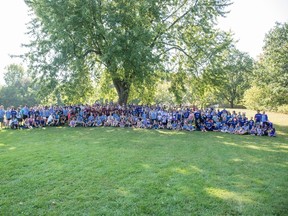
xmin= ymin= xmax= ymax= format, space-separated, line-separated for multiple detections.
xmin=0 ymin=0 xmax=287 ymax=113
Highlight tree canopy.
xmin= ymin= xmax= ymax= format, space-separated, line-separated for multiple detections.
xmin=24 ymin=0 xmax=232 ymax=104
xmin=0 ymin=64 xmax=39 ymax=107
xmin=244 ymin=22 xmax=288 ymax=111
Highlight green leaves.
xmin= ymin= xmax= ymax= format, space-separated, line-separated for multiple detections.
xmin=251 ymin=22 xmax=288 ymax=109
xmin=24 ymin=0 xmax=232 ymax=104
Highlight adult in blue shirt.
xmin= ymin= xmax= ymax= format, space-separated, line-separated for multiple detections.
xmin=254 ymin=110 xmax=262 ymax=124
xmin=194 ymin=110 xmax=201 ymax=130
xmin=11 ymin=107 xmax=17 ymax=119
xmin=0 ymin=105 xmax=5 ymax=128
xmin=21 ymin=105 xmax=29 ymax=120
xmin=5 ymin=108 xmax=12 ymax=127
xmin=261 ymin=111 xmax=268 ymax=124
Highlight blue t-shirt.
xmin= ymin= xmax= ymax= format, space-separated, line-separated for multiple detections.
xmin=261 ymin=114 xmax=268 ymax=122
xmin=194 ymin=112 xmax=201 ymax=119
xmin=6 ymin=110 xmax=11 ymax=119
xmin=255 ymin=113 xmax=262 ymax=122
xmin=0 ymin=110 xmax=5 ymax=118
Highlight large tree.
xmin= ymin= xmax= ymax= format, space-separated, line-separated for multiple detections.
xmin=24 ymin=0 xmax=231 ymax=104
xmin=213 ymin=48 xmax=253 ymax=108
xmin=252 ymin=22 xmax=288 ymax=107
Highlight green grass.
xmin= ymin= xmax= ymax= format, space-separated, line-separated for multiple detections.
xmin=1 ymin=120 xmax=287 ymax=215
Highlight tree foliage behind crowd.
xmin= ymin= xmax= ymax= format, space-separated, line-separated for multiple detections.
xmin=0 ymin=64 xmax=39 ymax=107
xmin=244 ymin=22 xmax=288 ymax=113
xmin=24 ymin=0 xmax=232 ymax=105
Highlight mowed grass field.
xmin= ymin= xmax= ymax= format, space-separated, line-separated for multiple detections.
xmin=0 ymin=109 xmax=287 ymax=215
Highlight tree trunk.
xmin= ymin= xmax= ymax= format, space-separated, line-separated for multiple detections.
xmin=112 ymin=78 xmax=130 ymax=105
xmin=230 ymin=100 xmax=234 ymax=108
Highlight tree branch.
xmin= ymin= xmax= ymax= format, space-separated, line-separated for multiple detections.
xmin=150 ymin=0 xmax=199 ymax=48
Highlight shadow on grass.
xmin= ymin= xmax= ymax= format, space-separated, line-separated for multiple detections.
xmin=274 ymin=123 xmax=288 ymax=136
xmin=0 ymin=126 xmax=287 ymax=215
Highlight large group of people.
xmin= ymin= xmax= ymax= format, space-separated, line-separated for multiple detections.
xmin=0 ymin=103 xmax=276 ymax=137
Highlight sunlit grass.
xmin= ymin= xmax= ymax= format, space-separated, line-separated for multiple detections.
xmin=0 ymin=123 xmax=287 ymax=215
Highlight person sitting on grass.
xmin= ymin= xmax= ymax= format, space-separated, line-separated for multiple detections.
xmin=228 ymin=125 xmax=235 ymax=134
xmin=213 ymin=122 xmax=220 ymax=132
xmin=10 ymin=117 xmax=19 ymax=129
xmin=152 ymin=120 xmax=159 ymax=129
xmin=256 ymin=125 xmax=263 ymax=136
xmin=146 ymin=119 xmax=152 ymax=129
xmin=200 ymin=123 xmax=207 ymax=132
xmin=95 ymin=116 xmax=103 ymax=127
xmin=249 ymin=125 xmax=256 ymax=135
xmin=205 ymin=120 xmax=214 ymax=131
xmin=34 ymin=116 xmax=41 ymax=128
xmin=188 ymin=123 xmax=195 ymax=131
xmin=76 ymin=114 xmax=86 ymax=127
xmin=238 ymin=123 xmax=249 ymax=135
xmin=119 ymin=119 xmax=125 ymax=128
xmin=23 ymin=117 xmax=33 ymax=129
xmin=234 ymin=123 xmax=242 ymax=135
xmin=221 ymin=123 xmax=228 ymax=133
xmin=136 ymin=119 xmax=142 ymax=128
xmin=86 ymin=113 xmax=94 ymax=127
xmin=39 ymin=116 xmax=46 ymax=127
xmin=268 ymin=127 xmax=276 ymax=137
xmin=69 ymin=117 xmax=77 ymax=127
xmin=47 ymin=114 xmax=54 ymax=126
xmin=158 ymin=121 xmax=165 ymax=129
xmin=182 ymin=121 xmax=189 ymax=131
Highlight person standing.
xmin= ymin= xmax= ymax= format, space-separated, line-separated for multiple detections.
xmin=0 ymin=105 xmax=5 ymax=129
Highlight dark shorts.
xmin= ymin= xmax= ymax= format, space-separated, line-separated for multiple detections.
xmin=23 ymin=115 xmax=28 ymax=120
xmin=0 ymin=117 xmax=4 ymax=123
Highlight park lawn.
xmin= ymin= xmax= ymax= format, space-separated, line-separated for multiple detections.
xmin=0 ymin=119 xmax=287 ymax=215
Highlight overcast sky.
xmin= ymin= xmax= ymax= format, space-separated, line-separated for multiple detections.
xmin=0 ymin=0 xmax=287 ymax=84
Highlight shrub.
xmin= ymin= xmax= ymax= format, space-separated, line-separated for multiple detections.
xmin=277 ymin=104 xmax=288 ymax=114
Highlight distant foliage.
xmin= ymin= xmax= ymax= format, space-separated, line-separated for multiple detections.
xmin=0 ymin=64 xmax=39 ymax=107
xmin=247 ymin=22 xmax=288 ymax=111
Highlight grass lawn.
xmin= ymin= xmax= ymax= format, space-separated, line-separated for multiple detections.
xmin=0 ymin=111 xmax=287 ymax=215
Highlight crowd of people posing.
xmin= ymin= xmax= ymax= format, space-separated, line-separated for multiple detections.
xmin=0 ymin=103 xmax=276 ymax=137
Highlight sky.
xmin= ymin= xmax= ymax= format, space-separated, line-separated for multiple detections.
xmin=0 ymin=0 xmax=288 ymax=84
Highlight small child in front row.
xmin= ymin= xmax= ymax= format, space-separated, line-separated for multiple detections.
xmin=268 ymin=127 xmax=276 ymax=137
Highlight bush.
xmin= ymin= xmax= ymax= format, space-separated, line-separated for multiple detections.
xmin=277 ymin=104 xmax=288 ymax=114
xmin=243 ymin=86 xmax=274 ymax=111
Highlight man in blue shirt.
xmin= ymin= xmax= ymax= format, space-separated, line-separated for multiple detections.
xmin=261 ymin=111 xmax=268 ymax=125
xmin=0 ymin=105 xmax=5 ymax=129
xmin=194 ymin=110 xmax=201 ymax=131
xmin=5 ymin=108 xmax=12 ymax=127
xmin=254 ymin=110 xmax=262 ymax=125
xmin=21 ymin=105 xmax=29 ymax=120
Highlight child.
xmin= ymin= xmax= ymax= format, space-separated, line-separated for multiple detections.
xmin=200 ymin=123 xmax=207 ymax=132
xmin=69 ymin=117 xmax=77 ymax=127
xmin=10 ymin=117 xmax=19 ymax=129
xmin=268 ymin=127 xmax=276 ymax=137
xmin=228 ymin=125 xmax=235 ymax=134
xmin=153 ymin=120 xmax=159 ymax=129
xmin=221 ymin=123 xmax=228 ymax=133
xmin=249 ymin=125 xmax=256 ymax=135
xmin=166 ymin=120 xmax=172 ymax=130
xmin=256 ymin=125 xmax=263 ymax=136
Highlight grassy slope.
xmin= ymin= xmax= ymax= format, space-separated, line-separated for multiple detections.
xmin=0 ymin=111 xmax=287 ymax=215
